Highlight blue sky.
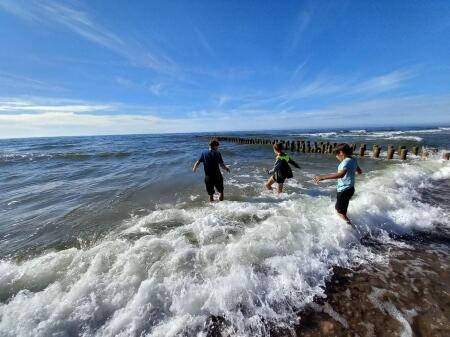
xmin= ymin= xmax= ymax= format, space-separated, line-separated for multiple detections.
xmin=0 ymin=0 xmax=450 ymax=138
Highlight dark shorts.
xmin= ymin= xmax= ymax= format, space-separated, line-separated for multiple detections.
xmin=335 ymin=187 xmax=355 ymax=215
xmin=204 ymin=175 xmax=224 ymax=196
xmin=273 ymin=173 xmax=286 ymax=184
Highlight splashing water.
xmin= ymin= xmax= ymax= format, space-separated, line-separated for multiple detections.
xmin=0 ymin=129 xmax=449 ymax=336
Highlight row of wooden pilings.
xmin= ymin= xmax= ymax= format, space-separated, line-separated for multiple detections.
xmin=214 ymin=136 xmax=450 ymax=160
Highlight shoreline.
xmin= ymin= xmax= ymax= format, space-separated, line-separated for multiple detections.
xmin=289 ymin=232 xmax=450 ymax=337
xmin=204 ymin=231 xmax=450 ymax=337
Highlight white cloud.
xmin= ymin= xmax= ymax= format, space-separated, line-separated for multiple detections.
xmin=1 ymin=92 xmax=449 ymax=139
xmin=0 ymin=0 xmax=176 ymax=74
xmin=194 ymin=27 xmax=215 ymax=56
xmin=0 ymin=71 xmax=67 ymax=92
xmin=149 ymin=83 xmax=164 ymax=96
xmin=0 ymin=97 xmax=114 ymax=113
xmin=291 ymin=9 xmax=314 ymax=48
xmin=353 ymin=69 xmax=415 ymax=94
xmin=236 ymin=68 xmax=417 ymax=109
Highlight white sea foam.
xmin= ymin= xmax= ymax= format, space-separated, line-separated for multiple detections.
xmin=432 ymin=164 xmax=450 ymax=180
xmin=0 ymin=160 xmax=448 ymax=337
xmin=368 ymin=287 xmax=414 ymax=337
xmin=290 ymin=132 xmax=339 ymax=138
xmin=349 ymin=131 xmax=423 ymax=142
xmin=383 ymin=135 xmax=423 ymax=141
xmin=289 ymin=128 xmax=433 ymax=141
xmin=349 ymin=129 xmax=368 ymax=134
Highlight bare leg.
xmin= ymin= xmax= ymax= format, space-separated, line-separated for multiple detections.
xmin=277 ymin=183 xmax=283 ymax=194
xmin=208 ymin=195 xmax=214 ymax=203
xmin=219 ymin=192 xmax=224 ymax=201
xmin=265 ymin=177 xmax=275 ymax=190
xmin=336 ymin=211 xmax=351 ymax=224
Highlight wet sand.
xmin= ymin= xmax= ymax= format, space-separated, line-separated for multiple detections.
xmin=205 ymin=231 xmax=450 ymax=337
xmin=290 ymin=232 xmax=450 ymax=337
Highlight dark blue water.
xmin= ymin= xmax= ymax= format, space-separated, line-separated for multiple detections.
xmin=0 ymin=126 xmax=449 ymax=337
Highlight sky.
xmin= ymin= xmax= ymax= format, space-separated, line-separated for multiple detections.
xmin=0 ymin=0 xmax=450 ymax=138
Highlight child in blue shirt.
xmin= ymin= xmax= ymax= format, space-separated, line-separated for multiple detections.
xmin=193 ymin=139 xmax=230 ymax=202
xmin=313 ymin=143 xmax=362 ymax=223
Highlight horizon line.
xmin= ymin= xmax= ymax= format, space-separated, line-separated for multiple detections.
xmin=0 ymin=123 xmax=449 ymax=141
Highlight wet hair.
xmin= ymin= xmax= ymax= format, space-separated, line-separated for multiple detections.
xmin=273 ymin=142 xmax=284 ymax=153
xmin=209 ymin=139 xmax=220 ymax=148
xmin=334 ymin=143 xmax=353 ymax=156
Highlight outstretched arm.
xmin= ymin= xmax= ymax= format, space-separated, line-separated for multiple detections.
xmin=192 ymin=160 xmax=201 ymax=172
xmin=289 ymin=158 xmax=301 ymax=169
xmin=313 ymin=169 xmax=347 ymax=184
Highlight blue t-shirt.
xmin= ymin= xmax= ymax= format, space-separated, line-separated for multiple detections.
xmin=336 ymin=157 xmax=357 ymax=192
xmin=199 ymin=149 xmax=224 ymax=176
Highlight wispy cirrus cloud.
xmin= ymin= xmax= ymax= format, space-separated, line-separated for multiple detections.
xmin=194 ymin=27 xmax=215 ymax=57
xmin=353 ymin=69 xmax=415 ymax=94
xmin=0 ymin=97 xmax=115 ymax=114
xmin=0 ymin=71 xmax=68 ymax=93
xmin=282 ymin=68 xmax=416 ymax=103
xmin=0 ymin=0 xmax=176 ymax=74
xmin=291 ymin=9 xmax=314 ymax=49
xmin=0 ymin=92 xmax=449 ymax=139
xmin=226 ymin=68 xmax=417 ymax=110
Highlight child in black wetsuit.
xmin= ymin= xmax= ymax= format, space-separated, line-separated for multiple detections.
xmin=265 ymin=142 xmax=300 ymax=193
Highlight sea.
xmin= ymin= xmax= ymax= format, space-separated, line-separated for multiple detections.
xmin=1 ymin=126 xmax=449 ymax=337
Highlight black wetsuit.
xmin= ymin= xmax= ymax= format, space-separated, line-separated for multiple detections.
xmin=268 ymin=153 xmax=300 ymax=183
xmin=198 ymin=149 xmax=224 ymax=195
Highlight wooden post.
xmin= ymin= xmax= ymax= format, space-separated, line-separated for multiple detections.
xmin=359 ymin=145 xmax=366 ymax=157
xmin=291 ymin=141 xmax=295 ymax=151
xmin=412 ymin=146 xmax=419 ymax=156
xmin=296 ymin=140 xmax=301 ymax=152
xmin=327 ymin=144 xmax=332 ymax=154
xmin=443 ymin=153 xmax=450 ymax=160
xmin=321 ymin=144 xmax=326 ymax=154
xmin=400 ymin=148 xmax=408 ymax=160
xmin=306 ymin=141 xmax=311 ymax=153
xmin=372 ymin=145 xmax=381 ymax=158
xmin=301 ymin=141 xmax=306 ymax=153
xmin=387 ymin=146 xmax=395 ymax=160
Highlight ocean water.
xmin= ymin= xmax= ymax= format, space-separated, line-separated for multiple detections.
xmin=0 ymin=127 xmax=449 ymax=337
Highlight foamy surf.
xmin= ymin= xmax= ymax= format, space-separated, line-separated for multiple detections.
xmin=1 ymin=156 xmax=448 ymax=337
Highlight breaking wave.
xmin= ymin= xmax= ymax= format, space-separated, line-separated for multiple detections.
xmin=0 ymin=157 xmax=448 ymax=337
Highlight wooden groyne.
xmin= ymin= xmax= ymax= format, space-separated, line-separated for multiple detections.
xmin=212 ymin=136 xmax=450 ymax=161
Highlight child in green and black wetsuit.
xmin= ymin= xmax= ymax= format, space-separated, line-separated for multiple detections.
xmin=265 ymin=142 xmax=300 ymax=193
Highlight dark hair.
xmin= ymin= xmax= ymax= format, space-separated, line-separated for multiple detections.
xmin=273 ymin=142 xmax=284 ymax=153
xmin=334 ymin=143 xmax=352 ymax=156
xmin=209 ymin=139 xmax=220 ymax=148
